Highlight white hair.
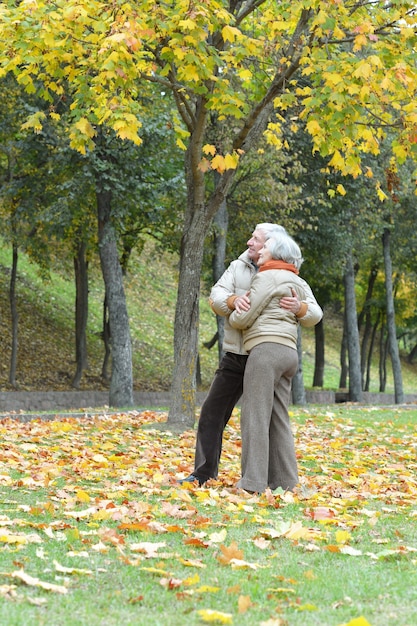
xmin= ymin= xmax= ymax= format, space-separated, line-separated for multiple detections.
xmin=256 ymin=223 xmax=287 ymax=237
xmin=266 ymin=232 xmax=304 ymax=270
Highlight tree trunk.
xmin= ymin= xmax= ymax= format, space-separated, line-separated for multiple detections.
xmin=364 ymin=311 xmax=380 ymax=392
xmin=339 ymin=312 xmax=348 ymax=389
xmin=358 ymin=265 xmax=378 ymax=388
xmin=96 ymin=187 xmax=133 ymax=407
xmin=379 ymin=321 xmax=387 ymax=392
xmin=312 ymin=318 xmax=324 ymax=387
xmin=101 ymin=295 xmax=111 ymax=382
xmin=212 ymin=192 xmax=228 ymax=363
xmin=9 ymin=242 xmax=18 ymax=388
xmin=72 ymin=238 xmax=89 ymax=389
xmin=292 ymin=326 xmax=306 ymax=405
xmin=168 ymin=214 xmax=208 ymax=428
xmin=343 ymin=252 xmax=362 ymax=402
xmin=407 ymin=342 xmax=417 ymax=364
xmin=382 ymin=227 xmax=404 ymax=403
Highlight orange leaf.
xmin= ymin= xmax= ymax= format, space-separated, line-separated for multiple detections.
xmin=238 ymin=594 xmax=253 ymax=613
xmin=217 ymin=541 xmax=244 ymax=565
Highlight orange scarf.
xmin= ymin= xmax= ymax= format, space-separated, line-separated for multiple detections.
xmin=258 ymin=260 xmax=299 ymax=275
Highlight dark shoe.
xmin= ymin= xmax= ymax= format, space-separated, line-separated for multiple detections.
xmin=178 ymin=474 xmax=206 ymax=487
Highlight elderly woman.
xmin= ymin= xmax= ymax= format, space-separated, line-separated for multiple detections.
xmin=229 ymin=232 xmax=322 ymax=493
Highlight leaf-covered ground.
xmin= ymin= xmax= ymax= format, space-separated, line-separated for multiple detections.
xmin=0 ymin=406 xmax=416 ymax=626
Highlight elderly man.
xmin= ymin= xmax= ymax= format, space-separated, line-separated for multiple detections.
xmin=179 ymin=223 xmax=321 ymax=486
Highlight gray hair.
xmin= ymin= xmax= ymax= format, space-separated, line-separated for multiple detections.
xmin=266 ymin=232 xmax=304 ymax=270
xmin=256 ymin=223 xmax=287 ymax=237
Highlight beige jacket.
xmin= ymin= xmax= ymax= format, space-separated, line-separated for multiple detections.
xmin=210 ymin=252 xmax=323 ymax=355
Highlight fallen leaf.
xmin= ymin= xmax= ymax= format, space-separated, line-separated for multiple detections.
xmin=10 ymin=570 xmax=68 ymax=594
xmin=197 ymin=608 xmax=233 ymax=623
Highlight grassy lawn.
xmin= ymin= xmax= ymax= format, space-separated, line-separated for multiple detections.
xmin=0 ymin=405 xmax=416 ymax=626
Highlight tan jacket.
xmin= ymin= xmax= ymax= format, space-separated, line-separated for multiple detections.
xmin=229 ymin=267 xmax=323 ymax=352
xmin=210 ymin=252 xmax=323 ymax=355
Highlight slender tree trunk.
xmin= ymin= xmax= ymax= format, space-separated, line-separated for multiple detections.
xmin=96 ymin=187 xmax=133 ymax=407
xmin=339 ymin=312 xmax=348 ymax=389
xmin=212 ymin=192 xmax=228 ymax=363
xmin=9 ymin=242 xmax=18 ymax=388
xmin=365 ymin=311 xmax=380 ymax=392
xmin=343 ymin=252 xmax=362 ymax=402
xmin=358 ymin=266 xmax=378 ymax=388
xmin=379 ymin=321 xmax=387 ymax=392
xmin=312 ymin=318 xmax=324 ymax=387
xmin=101 ymin=295 xmax=111 ymax=382
xmin=292 ymin=326 xmax=306 ymax=405
xmin=407 ymin=342 xmax=417 ymax=364
xmin=382 ymin=227 xmax=404 ymax=403
xmin=72 ymin=239 xmax=89 ymax=389
xmin=360 ymin=309 xmax=373 ymax=388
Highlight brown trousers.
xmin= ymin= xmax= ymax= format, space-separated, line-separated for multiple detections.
xmin=237 ymin=342 xmax=299 ymax=493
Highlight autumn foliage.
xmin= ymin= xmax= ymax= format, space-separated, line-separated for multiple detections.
xmin=0 ymin=406 xmax=416 ymax=625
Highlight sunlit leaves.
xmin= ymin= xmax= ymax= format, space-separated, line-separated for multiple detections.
xmin=0 ymin=0 xmax=415 ymax=186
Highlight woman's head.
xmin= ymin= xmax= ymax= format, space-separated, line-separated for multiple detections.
xmin=258 ymin=233 xmax=304 ymax=269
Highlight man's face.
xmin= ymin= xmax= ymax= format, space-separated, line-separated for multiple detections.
xmin=247 ymin=229 xmax=266 ymax=263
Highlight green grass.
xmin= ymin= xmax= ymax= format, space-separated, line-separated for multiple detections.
xmin=0 ymin=406 xmax=416 ymax=626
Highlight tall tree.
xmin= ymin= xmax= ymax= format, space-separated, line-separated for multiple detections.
xmin=1 ymin=1 xmax=416 ymax=424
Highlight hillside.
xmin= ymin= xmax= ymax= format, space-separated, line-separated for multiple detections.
xmin=0 ymin=239 xmax=416 ymax=394
xmin=0 ymin=239 xmax=218 ymax=393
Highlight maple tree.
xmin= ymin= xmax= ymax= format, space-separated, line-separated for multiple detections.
xmin=0 ymin=1 xmax=416 ymax=422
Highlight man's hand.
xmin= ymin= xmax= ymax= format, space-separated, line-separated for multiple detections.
xmin=280 ymin=288 xmax=301 ymax=314
xmin=234 ymin=292 xmax=251 ymax=314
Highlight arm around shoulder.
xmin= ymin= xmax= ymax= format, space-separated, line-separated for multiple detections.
xmin=297 ymin=279 xmax=323 ymax=327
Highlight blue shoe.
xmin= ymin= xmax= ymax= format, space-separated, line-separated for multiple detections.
xmin=178 ymin=474 xmax=206 ymax=486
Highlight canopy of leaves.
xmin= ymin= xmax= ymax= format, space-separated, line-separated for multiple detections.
xmin=0 ymin=0 xmax=416 ymax=185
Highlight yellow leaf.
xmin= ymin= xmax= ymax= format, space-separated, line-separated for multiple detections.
xmin=237 ymin=68 xmax=252 ymax=82
xmin=203 ymin=144 xmax=217 ymax=156
xmin=335 ymin=530 xmax=351 ymax=544
xmin=0 ymin=533 xmax=27 ymax=545
xmin=353 ymin=62 xmax=372 ymax=79
xmin=21 ymin=111 xmax=46 ymax=133
xmin=328 ymin=150 xmax=345 ymax=170
xmin=183 ymin=573 xmax=201 ymax=585
xmin=376 ymin=186 xmax=388 ymax=201
xmin=197 ymin=609 xmax=233 ymax=624
xmin=74 ymin=117 xmax=96 ymax=139
xmin=180 ymin=558 xmax=206 ymax=569
xmin=76 ymin=489 xmax=91 ymax=503
xmin=182 ymin=64 xmax=200 ymax=82
xmin=336 ymin=184 xmax=347 ymax=196
xmin=222 ymin=25 xmax=241 ymax=43
xmin=224 ymin=152 xmax=239 ymax=170
xmin=306 ymin=119 xmax=322 ymax=137
xmin=339 ymin=618 xmax=372 ymax=626
xmin=210 ymin=154 xmax=226 ymax=173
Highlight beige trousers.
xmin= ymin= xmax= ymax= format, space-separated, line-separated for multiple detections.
xmin=237 ymin=342 xmax=299 ymax=493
